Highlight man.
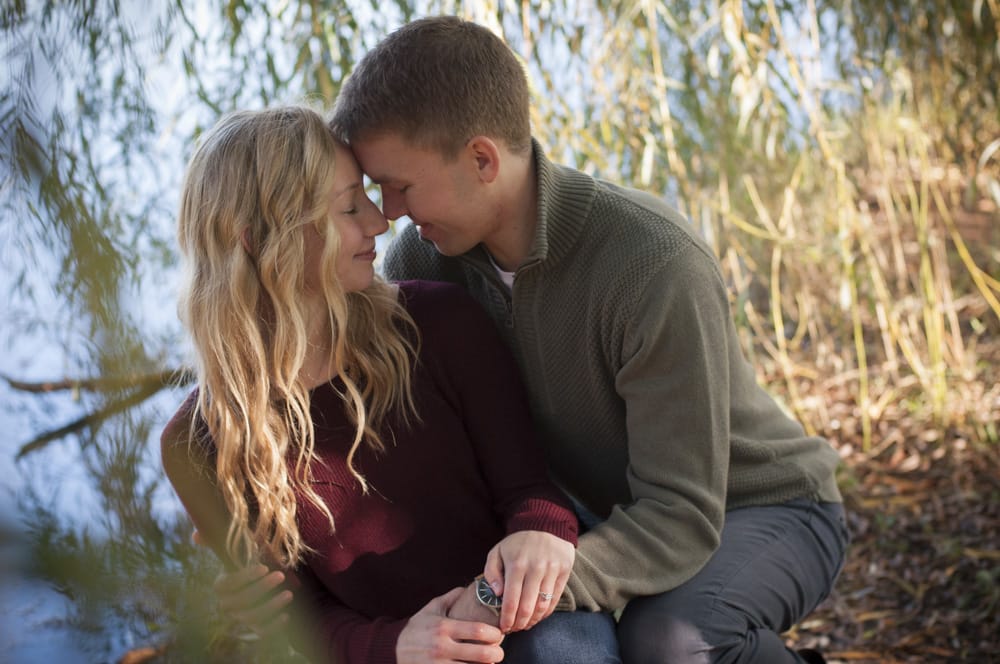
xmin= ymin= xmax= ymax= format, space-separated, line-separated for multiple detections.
xmin=329 ymin=15 xmax=847 ymax=664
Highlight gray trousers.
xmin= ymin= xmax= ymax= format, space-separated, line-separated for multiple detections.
xmin=616 ymin=499 xmax=849 ymax=663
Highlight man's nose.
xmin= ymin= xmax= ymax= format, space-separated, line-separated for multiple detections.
xmin=380 ymin=187 xmax=408 ymax=221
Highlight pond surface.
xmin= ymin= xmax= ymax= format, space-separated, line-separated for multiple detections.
xmin=1 ymin=384 xmax=197 ymax=662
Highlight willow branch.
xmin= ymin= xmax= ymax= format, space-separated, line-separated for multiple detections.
xmin=12 ymin=369 xmax=195 ymax=459
xmin=2 ymin=368 xmax=192 ymax=394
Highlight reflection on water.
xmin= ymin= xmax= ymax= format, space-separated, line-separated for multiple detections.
xmin=0 ymin=384 xmax=235 ymax=661
xmin=0 ymin=489 xmax=90 ymax=663
xmin=0 ymin=578 xmax=94 ymax=663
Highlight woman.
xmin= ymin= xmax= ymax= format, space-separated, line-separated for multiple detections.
xmin=161 ymin=106 xmax=620 ymax=663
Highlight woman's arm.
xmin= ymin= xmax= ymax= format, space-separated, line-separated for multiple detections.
xmin=160 ymin=400 xmax=238 ymax=569
xmin=411 ymin=283 xmax=580 ymax=633
xmin=295 ymin=566 xmax=503 ymax=664
xmin=201 ymin=560 xmax=504 ymax=664
xmin=160 ymin=405 xmax=312 ymax=652
xmin=163 ymin=397 xmax=503 ymax=663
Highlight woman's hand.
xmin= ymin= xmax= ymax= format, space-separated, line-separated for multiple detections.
xmin=484 ymin=530 xmax=575 ymax=633
xmin=192 ymin=529 xmax=293 ymax=636
xmin=213 ymin=563 xmax=294 ymax=637
xmin=397 ymin=587 xmax=504 ymax=664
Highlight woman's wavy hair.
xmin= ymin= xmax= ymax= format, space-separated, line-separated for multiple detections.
xmin=176 ymin=105 xmax=417 ymax=568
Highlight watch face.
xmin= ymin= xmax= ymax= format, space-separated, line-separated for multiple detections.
xmin=476 ymin=576 xmax=502 ymax=608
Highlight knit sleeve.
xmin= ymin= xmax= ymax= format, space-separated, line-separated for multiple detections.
xmin=409 ymin=281 xmax=579 ymax=545
xmin=160 ymin=390 xmax=237 ymax=568
xmin=289 ymin=564 xmax=408 ymax=664
xmin=162 ymin=394 xmax=408 ymax=663
xmin=560 ymin=245 xmax=729 ymax=611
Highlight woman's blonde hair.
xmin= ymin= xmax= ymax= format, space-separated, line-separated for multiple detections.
xmin=176 ymin=105 xmax=416 ymax=568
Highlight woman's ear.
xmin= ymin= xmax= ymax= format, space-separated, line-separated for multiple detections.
xmin=466 ymin=136 xmax=501 ymax=184
xmin=240 ymin=227 xmax=254 ymax=256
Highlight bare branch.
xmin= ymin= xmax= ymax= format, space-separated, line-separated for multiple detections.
xmin=15 ymin=379 xmax=180 ymax=459
xmin=1 ymin=368 xmax=193 ymax=394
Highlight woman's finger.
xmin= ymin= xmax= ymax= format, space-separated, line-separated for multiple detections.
xmin=234 ymin=588 xmax=294 ymax=634
xmin=217 ymin=568 xmax=286 ymax=613
xmin=510 ymin=567 xmax=545 ymax=632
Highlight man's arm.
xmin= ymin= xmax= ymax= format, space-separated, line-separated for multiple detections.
xmin=559 ymin=246 xmax=732 ymax=612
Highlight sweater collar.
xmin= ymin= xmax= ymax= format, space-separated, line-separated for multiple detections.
xmin=524 ymin=139 xmax=597 ymax=266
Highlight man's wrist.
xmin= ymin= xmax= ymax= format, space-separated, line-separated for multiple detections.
xmin=473 ymin=574 xmax=502 ymax=616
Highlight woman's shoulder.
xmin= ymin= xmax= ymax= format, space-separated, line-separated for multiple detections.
xmin=394 ymin=279 xmax=481 ymax=320
xmin=393 ymin=279 xmax=497 ymax=347
xmin=160 ymin=389 xmax=214 ymax=463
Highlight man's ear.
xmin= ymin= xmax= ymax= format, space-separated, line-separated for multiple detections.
xmin=466 ymin=136 xmax=501 ymax=184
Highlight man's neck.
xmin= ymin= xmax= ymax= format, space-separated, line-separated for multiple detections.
xmin=483 ymin=153 xmax=538 ymax=272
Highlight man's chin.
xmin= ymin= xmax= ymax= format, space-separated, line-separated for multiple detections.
xmin=418 ymin=233 xmax=467 ymax=257
xmin=430 ymin=241 xmax=464 ymax=256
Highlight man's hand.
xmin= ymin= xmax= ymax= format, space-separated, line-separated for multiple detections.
xmin=484 ymin=531 xmax=574 ymax=633
xmin=396 ymin=588 xmax=505 ymax=664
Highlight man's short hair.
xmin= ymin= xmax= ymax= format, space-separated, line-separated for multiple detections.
xmin=331 ymin=16 xmax=531 ymax=157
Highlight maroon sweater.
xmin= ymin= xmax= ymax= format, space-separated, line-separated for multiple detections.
xmin=161 ymin=280 xmax=578 ymax=663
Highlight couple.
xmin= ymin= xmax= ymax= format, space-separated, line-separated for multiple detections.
xmin=162 ymin=16 xmax=848 ymax=664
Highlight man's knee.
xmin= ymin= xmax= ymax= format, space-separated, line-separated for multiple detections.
xmin=618 ymin=593 xmax=807 ymax=664
xmin=617 ymin=592 xmax=713 ymax=664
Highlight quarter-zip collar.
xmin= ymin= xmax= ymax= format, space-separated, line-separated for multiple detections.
xmin=458 ymin=138 xmax=598 ymax=280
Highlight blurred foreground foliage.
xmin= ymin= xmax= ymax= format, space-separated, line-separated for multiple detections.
xmin=1 ymin=0 xmax=997 ymax=661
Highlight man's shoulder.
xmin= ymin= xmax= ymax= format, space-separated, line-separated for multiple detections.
xmin=542 ymin=171 xmax=723 ymax=307
xmin=559 ymin=178 xmax=700 ymax=272
xmin=592 ymin=178 xmax=691 ymax=235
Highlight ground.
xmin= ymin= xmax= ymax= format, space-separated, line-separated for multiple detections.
xmin=787 ymin=435 xmax=1000 ymax=662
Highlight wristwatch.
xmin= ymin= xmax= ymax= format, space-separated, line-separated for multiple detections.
xmin=474 ymin=575 xmax=502 ymax=616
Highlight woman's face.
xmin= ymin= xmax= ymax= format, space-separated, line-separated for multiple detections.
xmin=304 ymin=142 xmax=389 ymax=294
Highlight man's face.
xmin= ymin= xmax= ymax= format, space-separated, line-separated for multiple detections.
xmin=351 ymin=132 xmax=493 ymax=256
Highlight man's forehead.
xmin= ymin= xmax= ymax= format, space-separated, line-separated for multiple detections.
xmin=354 ymin=142 xmax=439 ymax=184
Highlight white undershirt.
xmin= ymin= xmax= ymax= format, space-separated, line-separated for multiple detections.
xmin=488 ymin=254 xmax=515 ymax=290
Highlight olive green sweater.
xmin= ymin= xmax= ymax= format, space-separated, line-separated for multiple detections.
xmin=383 ymin=141 xmax=842 ymax=612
